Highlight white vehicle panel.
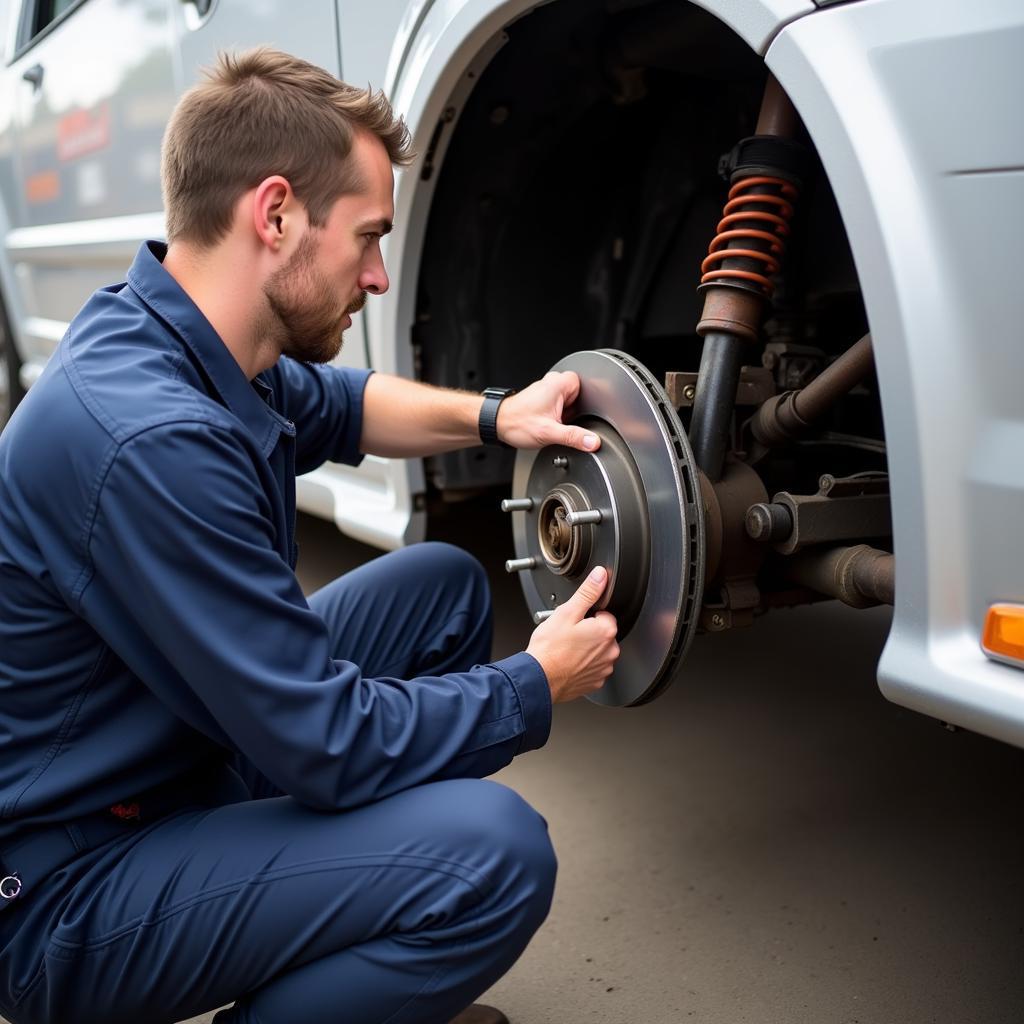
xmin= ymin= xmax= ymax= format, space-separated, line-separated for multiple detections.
xmin=335 ymin=0 xmax=411 ymax=92
xmin=688 ymin=0 xmax=813 ymax=54
xmin=767 ymin=0 xmax=1024 ymax=743
xmin=5 ymin=0 xmax=176 ymax=374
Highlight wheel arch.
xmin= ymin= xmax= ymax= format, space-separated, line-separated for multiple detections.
xmin=370 ymin=0 xmax=817 ymax=383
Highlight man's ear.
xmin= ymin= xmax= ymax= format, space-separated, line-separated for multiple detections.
xmin=252 ymin=175 xmax=298 ymax=252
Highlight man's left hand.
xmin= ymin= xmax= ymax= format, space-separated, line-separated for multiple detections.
xmin=496 ymin=371 xmax=600 ymax=452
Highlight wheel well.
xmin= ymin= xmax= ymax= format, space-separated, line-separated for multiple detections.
xmin=416 ymin=0 xmax=874 ymax=496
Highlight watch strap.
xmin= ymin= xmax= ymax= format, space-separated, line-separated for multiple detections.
xmin=479 ymin=387 xmax=516 ymax=447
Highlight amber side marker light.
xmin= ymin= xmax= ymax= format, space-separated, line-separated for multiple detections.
xmin=982 ymin=604 xmax=1024 ymax=668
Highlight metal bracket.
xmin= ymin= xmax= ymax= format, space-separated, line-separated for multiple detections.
xmin=665 ymin=366 xmax=775 ymax=410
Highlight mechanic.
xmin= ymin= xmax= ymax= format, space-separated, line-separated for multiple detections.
xmin=0 ymin=49 xmax=620 ymax=1024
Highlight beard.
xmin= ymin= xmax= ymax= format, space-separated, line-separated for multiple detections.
xmin=262 ymin=232 xmax=366 ymax=365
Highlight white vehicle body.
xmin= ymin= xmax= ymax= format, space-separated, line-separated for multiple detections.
xmin=0 ymin=0 xmax=1021 ymax=743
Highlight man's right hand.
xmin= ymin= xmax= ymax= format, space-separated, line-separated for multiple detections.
xmin=525 ymin=566 xmax=620 ymax=703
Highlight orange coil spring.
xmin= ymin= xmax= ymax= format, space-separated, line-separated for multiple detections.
xmin=700 ymin=175 xmax=798 ymax=297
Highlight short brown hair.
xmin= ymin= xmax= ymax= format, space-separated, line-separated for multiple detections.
xmin=161 ymin=48 xmax=413 ymax=247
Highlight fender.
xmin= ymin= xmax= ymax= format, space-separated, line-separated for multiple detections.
xmin=384 ymin=0 xmax=815 ymax=93
xmin=766 ymin=0 xmax=1024 ymax=743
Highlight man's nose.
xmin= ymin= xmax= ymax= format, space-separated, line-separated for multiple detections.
xmin=359 ymin=252 xmax=389 ymax=296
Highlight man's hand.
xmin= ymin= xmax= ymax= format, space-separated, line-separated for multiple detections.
xmin=526 ymin=566 xmax=620 ymax=703
xmin=497 ymin=371 xmax=601 ymax=452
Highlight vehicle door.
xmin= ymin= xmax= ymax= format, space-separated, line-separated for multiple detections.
xmin=7 ymin=0 xmax=176 ymax=380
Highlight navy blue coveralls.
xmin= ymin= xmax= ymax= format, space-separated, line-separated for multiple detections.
xmin=0 ymin=242 xmax=556 ymax=1024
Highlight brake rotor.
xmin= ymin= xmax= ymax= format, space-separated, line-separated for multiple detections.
xmin=507 ymin=349 xmax=705 ymax=706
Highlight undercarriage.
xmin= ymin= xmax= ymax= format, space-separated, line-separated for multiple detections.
xmin=416 ymin=0 xmax=891 ymax=704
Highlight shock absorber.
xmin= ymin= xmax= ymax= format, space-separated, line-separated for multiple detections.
xmin=688 ymin=75 xmax=808 ymax=482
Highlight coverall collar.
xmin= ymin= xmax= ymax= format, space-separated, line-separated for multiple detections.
xmin=126 ymin=240 xmax=293 ymax=456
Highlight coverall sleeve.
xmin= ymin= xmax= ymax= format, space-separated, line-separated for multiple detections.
xmin=83 ymin=421 xmax=551 ymax=810
xmin=267 ymin=359 xmax=372 ymax=473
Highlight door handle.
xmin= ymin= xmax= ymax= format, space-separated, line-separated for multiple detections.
xmin=21 ymin=64 xmax=44 ymax=89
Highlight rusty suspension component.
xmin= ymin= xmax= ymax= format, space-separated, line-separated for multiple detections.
xmin=752 ymin=333 xmax=875 ymax=447
xmin=785 ymin=544 xmax=895 ymax=608
xmin=689 ymin=75 xmax=808 ymax=482
xmin=745 ymin=472 xmax=891 ymax=555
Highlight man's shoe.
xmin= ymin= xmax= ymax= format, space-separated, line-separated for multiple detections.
xmin=449 ymin=1005 xmax=510 ymax=1024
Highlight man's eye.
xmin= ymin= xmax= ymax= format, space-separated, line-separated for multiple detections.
xmin=364 ymin=233 xmax=381 ymax=244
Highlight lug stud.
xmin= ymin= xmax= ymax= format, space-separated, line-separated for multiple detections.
xmin=564 ymin=509 xmax=602 ymax=527
xmin=552 ymin=456 xmax=569 ymax=469
xmin=533 ymin=609 xmax=555 ymax=624
xmin=501 ymin=498 xmax=534 ymax=512
xmin=505 ymin=557 xmax=537 ymax=573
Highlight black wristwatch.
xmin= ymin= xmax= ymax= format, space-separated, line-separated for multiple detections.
xmin=478 ymin=387 xmax=516 ymax=447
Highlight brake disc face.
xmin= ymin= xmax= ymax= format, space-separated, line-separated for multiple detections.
xmin=509 ymin=349 xmax=705 ymax=706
